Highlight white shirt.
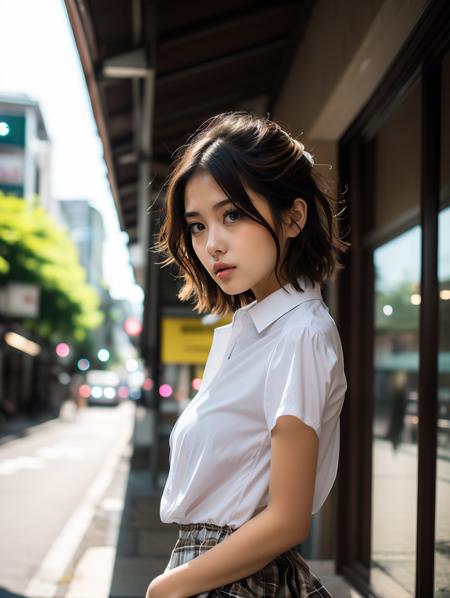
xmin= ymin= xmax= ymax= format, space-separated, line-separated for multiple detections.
xmin=160 ymin=276 xmax=347 ymax=530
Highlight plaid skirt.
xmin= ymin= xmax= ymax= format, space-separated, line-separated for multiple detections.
xmin=163 ymin=522 xmax=333 ymax=597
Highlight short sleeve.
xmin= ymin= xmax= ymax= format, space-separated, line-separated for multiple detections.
xmin=263 ymin=328 xmax=338 ymax=437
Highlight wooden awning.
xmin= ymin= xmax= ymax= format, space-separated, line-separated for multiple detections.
xmin=65 ymin=0 xmax=312 ymax=244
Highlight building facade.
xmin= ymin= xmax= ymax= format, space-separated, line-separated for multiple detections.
xmin=59 ymin=199 xmax=106 ymax=291
xmin=0 ymin=94 xmax=53 ymax=214
xmin=273 ymin=1 xmax=449 ymax=594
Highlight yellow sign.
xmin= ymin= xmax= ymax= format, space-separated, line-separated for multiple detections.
xmin=161 ymin=316 xmax=231 ymax=365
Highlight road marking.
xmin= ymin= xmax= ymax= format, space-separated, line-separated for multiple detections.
xmin=0 ymin=455 xmax=46 ymax=474
xmin=36 ymin=441 xmax=85 ymax=460
xmin=0 ymin=440 xmax=87 ymax=475
xmin=24 ymin=402 xmax=135 ymax=598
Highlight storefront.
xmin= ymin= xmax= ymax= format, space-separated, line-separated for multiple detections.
xmin=336 ymin=8 xmax=449 ymax=596
xmin=274 ymin=0 xmax=449 ymax=594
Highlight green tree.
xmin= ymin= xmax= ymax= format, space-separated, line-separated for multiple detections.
xmin=375 ymin=279 xmax=420 ymax=333
xmin=0 ymin=194 xmax=103 ymax=342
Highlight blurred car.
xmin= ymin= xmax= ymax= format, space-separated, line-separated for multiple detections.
xmin=83 ymin=370 xmax=122 ymax=406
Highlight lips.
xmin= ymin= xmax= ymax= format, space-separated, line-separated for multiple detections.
xmin=216 ymin=267 xmax=236 ymax=280
xmin=216 ymin=266 xmax=235 ymax=273
xmin=212 ymin=263 xmax=237 ymax=283
xmin=213 ymin=262 xmax=236 ymax=274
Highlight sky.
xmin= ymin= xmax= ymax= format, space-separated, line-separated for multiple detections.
xmin=0 ymin=0 xmax=143 ymax=305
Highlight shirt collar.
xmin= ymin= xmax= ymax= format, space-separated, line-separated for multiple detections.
xmin=233 ymin=276 xmax=323 ymax=334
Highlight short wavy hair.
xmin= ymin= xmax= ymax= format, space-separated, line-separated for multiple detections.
xmin=155 ymin=111 xmax=350 ymax=316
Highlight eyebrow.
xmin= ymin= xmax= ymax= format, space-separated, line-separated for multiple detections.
xmin=184 ymin=198 xmax=233 ymax=218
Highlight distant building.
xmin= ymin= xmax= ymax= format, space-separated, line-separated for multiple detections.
xmin=0 ymin=94 xmax=53 ymax=214
xmin=58 ymin=199 xmax=105 ymax=291
xmin=58 ymin=199 xmax=114 ymax=358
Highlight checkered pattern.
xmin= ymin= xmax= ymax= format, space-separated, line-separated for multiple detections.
xmin=163 ymin=522 xmax=334 ymax=597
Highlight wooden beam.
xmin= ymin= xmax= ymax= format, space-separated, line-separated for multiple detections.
xmin=156 ymin=38 xmax=288 ymax=89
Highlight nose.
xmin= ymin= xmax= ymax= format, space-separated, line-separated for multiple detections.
xmin=206 ymin=222 xmax=227 ymax=257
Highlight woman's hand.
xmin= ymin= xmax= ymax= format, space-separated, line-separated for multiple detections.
xmin=145 ymin=572 xmax=186 ymax=598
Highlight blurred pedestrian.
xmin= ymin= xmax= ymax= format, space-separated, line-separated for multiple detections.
xmin=70 ymin=373 xmax=86 ymax=410
xmin=385 ymin=370 xmax=408 ymax=451
xmin=147 ymin=111 xmax=350 ymax=597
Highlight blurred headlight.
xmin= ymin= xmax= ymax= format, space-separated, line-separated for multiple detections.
xmin=91 ymin=386 xmax=103 ymax=399
xmin=104 ymin=386 xmax=116 ymax=399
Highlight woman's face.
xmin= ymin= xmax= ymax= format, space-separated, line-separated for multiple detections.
xmin=184 ymin=169 xmax=290 ymax=301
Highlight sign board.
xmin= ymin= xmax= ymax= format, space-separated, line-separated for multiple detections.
xmin=1 ymin=283 xmax=40 ymax=318
xmin=0 ymin=113 xmax=26 ymax=196
xmin=161 ymin=315 xmax=231 ymax=365
xmin=0 ymin=114 xmax=26 ymax=147
xmin=0 ymin=152 xmax=25 ymax=186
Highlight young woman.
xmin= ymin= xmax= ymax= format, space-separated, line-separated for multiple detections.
xmin=146 ymin=111 xmax=350 ymax=598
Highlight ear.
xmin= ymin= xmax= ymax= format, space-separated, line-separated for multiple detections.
xmin=283 ymin=198 xmax=308 ymax=240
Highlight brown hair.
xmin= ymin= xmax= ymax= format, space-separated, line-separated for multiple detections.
xmin=155 ymin=111 xmax=350 ymax=316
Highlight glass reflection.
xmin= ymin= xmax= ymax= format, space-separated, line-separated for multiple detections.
xmin=435 ymin=207 xmax=450 ymax=594
xmin=371 ymin=226 xmax=421 ymax=596
xmin=435 ymin=47 xmax=450 ymax=596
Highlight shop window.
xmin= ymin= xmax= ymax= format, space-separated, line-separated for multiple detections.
xmin=371 ymin=227 xmax=421 ymax=596
xmin=370 ymin=78 xmax=422 ymax=596
xmin=434 ymin=48 xmax=450 ymax=596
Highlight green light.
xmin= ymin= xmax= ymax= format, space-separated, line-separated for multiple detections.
xmin=98 ymin=348 xmax=110 ymax=362
xmin=0 ymin=122 xmax=10 ymax=136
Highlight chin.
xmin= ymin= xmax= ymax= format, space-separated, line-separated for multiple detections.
xmin=220 ymin=283 xmax=251 ymax=297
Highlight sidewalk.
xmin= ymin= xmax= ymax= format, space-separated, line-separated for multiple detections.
xmin=109 ymin=471 xmax=178 ymax=598
xmin=61 ymin=405 xmax=362 ymax=598
xmin=0 ymin=400 xmax=83 ymax=446
xmin=0 ymin=411 xmax=59 ymax=446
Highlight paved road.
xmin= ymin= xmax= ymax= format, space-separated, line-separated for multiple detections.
xmin=0 ymin=402 xmax=135 ymax=597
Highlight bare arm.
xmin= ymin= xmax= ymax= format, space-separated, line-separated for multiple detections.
xmin=153 ymin=415 xmax=319 ymax=598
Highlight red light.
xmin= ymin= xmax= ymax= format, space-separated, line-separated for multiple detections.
xmin=118 ymin=386 xmax=129 ymax=399
xmin=124 ymin=317 xmax=142 ymax=336
xmin=159 ymin=384 xmax=173 ymax=398
xmin=192 ymin=378 xmax=202 ymax=391
xmin=143 ymin=377 xmax=153 ymax=391
xmin=79 ymin=384 xmax=90 ymax=398
xmin=56 ymin=342 xmax=70 ymax=358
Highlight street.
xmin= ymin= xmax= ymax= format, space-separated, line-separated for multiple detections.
xmin=0 ymin=401 xmax=135 ymax=597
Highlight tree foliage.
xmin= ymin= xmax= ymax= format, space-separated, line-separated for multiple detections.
xmin=0 ymin=194 xmax=103 ymax=342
